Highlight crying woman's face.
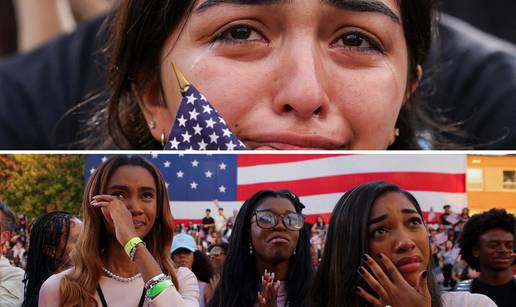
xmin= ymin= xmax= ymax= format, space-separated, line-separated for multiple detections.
xmin=140 ymin=0 xmax=417 ymax=150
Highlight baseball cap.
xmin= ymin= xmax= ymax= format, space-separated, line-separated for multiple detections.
xmin=171 ymin=233 xmax=197 ymax=254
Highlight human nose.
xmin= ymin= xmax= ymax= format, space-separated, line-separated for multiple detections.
xmin=272 ymin=215 xmax=288 ymax=231
xmin=124 ymin=196 xmax=143 ymax=215
xmin=393 ymin=229 xmax=417 ymax=252
xmin=271 ymin=42 xmax=330 ymax=119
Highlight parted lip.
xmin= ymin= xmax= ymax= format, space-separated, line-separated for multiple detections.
xmin=243 ymin=132 xmax=347 ymax=150
xmin=395 ymin=255 xmax=422 ymax=267
xmin=132 ymin=220 xmax=146 ymax=226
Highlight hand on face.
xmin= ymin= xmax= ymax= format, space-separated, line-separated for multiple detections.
xmin=357 ymin=253 xmax=431 ymax=307
xmin=258 ymin=269 xmax=280 ymax=307
xmin=90 ymin=194 xmax=138 ymax=247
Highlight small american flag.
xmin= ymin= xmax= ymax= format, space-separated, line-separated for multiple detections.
xmin=165 ymin=85 xmax=246 ymax=151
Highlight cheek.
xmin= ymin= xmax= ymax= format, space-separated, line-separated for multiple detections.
xmin=331 ymin=66 xmax=405 ymax=143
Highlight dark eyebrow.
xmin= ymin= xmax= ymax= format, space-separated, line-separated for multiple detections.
xmin=368 ymin=209 xmax=419 ymax=225
xmin=368 ymin=214 xmax=387 ymax=226
xmin=196 ymin=0 xmax=400 ymax=24
xmin=325 ymin=0 xmax=400 ymax=23
xmin=401 ymin=208 xmax=419 ymax=215
xmin=108 ymin=185 xmax=156 ymax=192
xmin=196 ymin=0 xmax=284 ymax=12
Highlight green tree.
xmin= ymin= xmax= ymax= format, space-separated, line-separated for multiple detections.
xmin=0 ymin=155 xmax=85 ymax=218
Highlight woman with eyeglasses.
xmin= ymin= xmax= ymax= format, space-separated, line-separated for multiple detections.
xmin=208 ymin=190 xmax=313 ymax=307
xmin=310 ymin=181 xmax=496 ymax=307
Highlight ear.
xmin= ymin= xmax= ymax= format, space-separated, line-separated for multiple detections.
xmin=134 ymin=80 xmax=175 ymax=143
xmin=404 ymin=65 xmax=423 ymax=104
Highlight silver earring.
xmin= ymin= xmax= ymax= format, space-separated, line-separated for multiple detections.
xmin=293 ymin=248 xmax=296 ymax=255
xmin=160 ymin=132 xmax=165 ymax=147
xmin=394 ymin=128 xmax=400 ymax=137
xmin=148 ymin=120 xmax=156 ymax=130
xmin=249 ymin=241 xmax=254 ymax=255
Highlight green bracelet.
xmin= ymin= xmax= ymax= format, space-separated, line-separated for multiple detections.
xmin=147 ymin=279 xmax=173 ymax=300
xmin=124 ymin=237 xmax=143 ymax=256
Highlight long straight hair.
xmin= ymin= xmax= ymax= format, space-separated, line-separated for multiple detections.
xmin=310 ymin=181 xmax=442 ymax=307
xmin=58 ymin=155 xmax=178 ymax=307
xmin=209 ymin=190 xmax=314 ymax=307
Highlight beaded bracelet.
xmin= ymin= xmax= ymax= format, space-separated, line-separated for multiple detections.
xmin=145 ymin=273 xmax=168 ymax=290
xmin=146 ymin=279 xmax=174 ymax=300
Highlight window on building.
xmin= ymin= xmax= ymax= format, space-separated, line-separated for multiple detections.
xmin=467 ymin=168 xmax=483 ymax=191
xmin=503 ymin=170 xmax=516 ymax=190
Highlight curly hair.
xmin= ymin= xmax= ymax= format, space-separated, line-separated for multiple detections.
xmin=459 ymin=208 xmax=514 ymax=271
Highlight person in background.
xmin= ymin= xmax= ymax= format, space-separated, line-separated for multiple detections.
xmin=207 ymin=243 xmax=227 ymax=275
xmin=214 ymin=207 xmax=226 ymax=237
xmin=456 ymin=208 xmax=515 ymax=307
xmin=201 ymin=209 xmax=215 ymax=238
xmin=171 ymin=233 xmax=214 ymax=307
xmin=22 ymin=211 xmax=82 ymax=307
xmin=0 ymin=200 xmax=24 ymax=307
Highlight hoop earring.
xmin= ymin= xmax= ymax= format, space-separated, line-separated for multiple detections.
xmin=160 ymin=132 xmax=165 ymax=147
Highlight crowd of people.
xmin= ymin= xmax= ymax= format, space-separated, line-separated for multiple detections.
xmin=0 ymin=156 xmax=514 ymax=306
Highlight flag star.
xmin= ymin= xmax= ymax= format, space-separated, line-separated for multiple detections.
xmin=209 ymin=132 xmax=219 ymax=144
xmin=192 ymin=123 xmax=203 ymax=135
xmin=181 ymin=131 xmax=192 ymax=143
xmin=151 ymin=153 xmax=159 ymax=159
xmin=163 ymin=161 xmax=171 ymax=168
xmin=200 ymin=94 xmax=207 ymax=102
xmin=188 ymin=108 xmax=200 ymax=121
xmin=239 ymin=140 xmax=246 ymax=147
xmin=190 ymin=181 xmax=198 ymax=189
xmin=101 ymin=156 xmax=108 ymax=163
xmin=178 ymin=154 xmax=185 ymax=157
xmin=191 ymin=160 xmax=199 ymax=167
xmin=218 ymin=116 xmax=226 ymax=125
xmin=226 ymin=140 xmax=237 ymax=150
xmin=188 ymin=146 xmax=194 ymax=151
xmin=176 ymin=170 xmax=184 ymax=178
xmin=169 ymin=137 xmax=180 ymax=149
xmin=222 ymin=128 xmax=231 ymax=137
xmin=186 ymin=93 xmax=197 ymax=104
xmin=205 ymin=118 xmax=216 ymax=129
xmin=219 ymin=162 xmax=227 ymax=170
xmin=218 ymin=185 xmax=227 ymax=193
xmin=205 ymin=170 xmax=213 ymax=178
xmin=89 ymin=168 xmax=96 ymax=174
xmin=198 ymin=139 xmax=208 ymax=150
xmin=165 ymin=182 xmax=169 ymax=188
xmin=177 ymin=115 xmax=187 ymax=127
xmin=202 ymin=104 xmax=213 ymax=114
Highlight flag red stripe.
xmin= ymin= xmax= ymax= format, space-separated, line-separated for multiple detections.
xmin=173 ymin=212 xmax=438 ymax=227
xmin=237 ymin=172 xmax=465 ymax=200
xmin=237 ymin=154 xmax=345 ymax=167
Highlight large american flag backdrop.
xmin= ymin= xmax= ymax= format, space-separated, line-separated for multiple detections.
xmin=85 ymin=154 xmax=467 ymax=224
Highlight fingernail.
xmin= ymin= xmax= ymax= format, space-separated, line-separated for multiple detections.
xmin=356 ymin=287 xmax=361 ymax=293
xmin=422 ymin=270 xmax=428 ymax=279
xmin=377 ymin=253 xmax=383 ymax=259
xmin=358 ymin=266 xmax=365 ymax=274
xmin=362 ymin=254 xmax=368 ymax=262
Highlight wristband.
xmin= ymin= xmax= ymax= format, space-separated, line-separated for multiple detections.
xmin=146 ymin=279 xmax=174 ymax=300
xmin=145 ymin=273 xmax=168 ymax=290
xmin=124 ymin=237 xmax=144 ymax=256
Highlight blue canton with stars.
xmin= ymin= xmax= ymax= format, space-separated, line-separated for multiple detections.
xmin=165 ymin=85 xmax=246 ymax=151
xmin=85 ymin=154 xmax=238 ymax=201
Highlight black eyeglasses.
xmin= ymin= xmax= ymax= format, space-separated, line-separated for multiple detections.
xmin=252 ymin=209 xmax=304 ymax=231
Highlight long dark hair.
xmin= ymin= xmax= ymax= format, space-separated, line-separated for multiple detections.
xmin=22 ymin=211 xmax=75 ymax=307
xmin=192 ymin=250 xmax=215 ymax=283
xmin=310 ymin=181 xmax=442 ymax=307
xmin=83 ymin=0 xmax=451 ymax=149
xmin=208 ymin=190 xmax=313 ymax=307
